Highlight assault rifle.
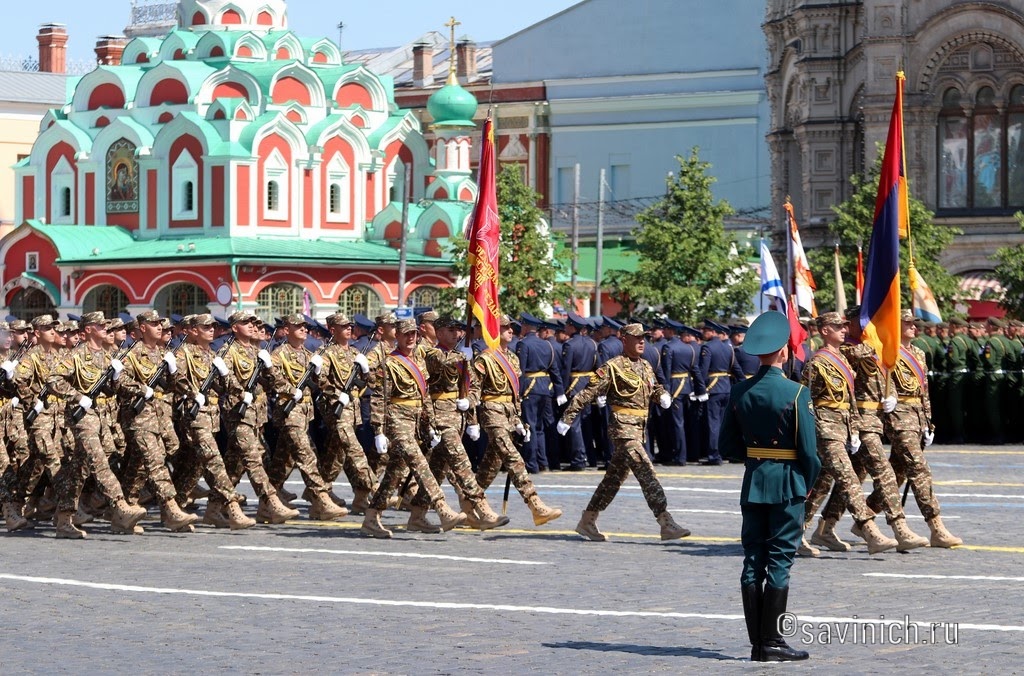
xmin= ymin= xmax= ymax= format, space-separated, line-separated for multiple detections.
xmin=280 ymin=338 xmax=333 ymax=416
xmin=177 ymin=336 xmax=235 ymax=421
xmin=331 ymin=340 xmax=374 ymax=417
xmin=130 ymin=342 xmax=185 ymax=414
xmin=67 ymin=340 xmax=136 ymax=424
xmin=233 ymin=345 xmax=267 ymax=418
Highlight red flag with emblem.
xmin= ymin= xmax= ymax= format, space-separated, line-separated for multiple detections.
xmin=466 ymin=117 xmax=502 ymax=350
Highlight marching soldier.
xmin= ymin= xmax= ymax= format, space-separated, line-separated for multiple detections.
xmin=0 ymin=322 xmax=31 ymax=531
xmin=557 ymin=323 xmax=689 ymax=542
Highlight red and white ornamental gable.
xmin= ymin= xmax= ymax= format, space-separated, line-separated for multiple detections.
xmin=2 ymin=0 xmax=479 ymax=322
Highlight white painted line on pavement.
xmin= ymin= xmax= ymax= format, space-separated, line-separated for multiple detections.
xmin=536 ymin=484 xmax=739 ymax=494
xmin=936 ymin=492 xmax=1024 ymax=499
xmin=2 ymin=574 xmax=1022 ymax=632
xmin=218 ymin=545 xmax=548 ymax=566
xmin=864 ymin=573 xmax=1024 ymax=583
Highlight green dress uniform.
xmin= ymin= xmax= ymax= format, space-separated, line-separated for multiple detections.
xmin=944 ymin=323 xmax=971 ymax=444
xmin=718 ymin=311 xmax=820 ymax=663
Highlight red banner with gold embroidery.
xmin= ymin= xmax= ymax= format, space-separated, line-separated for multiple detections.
xmin=467 ymin=117 xmax=502 ymax=350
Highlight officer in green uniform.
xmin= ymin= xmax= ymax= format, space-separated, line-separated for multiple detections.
xmin=982 ymin=318 xmax=1007 ymax=444
xmin=965 ymin=322 xmax=985 ymax=443
xmin=1006 ymin=320 xmax=1024 ymax=442
xmin=720 ymin=311 xmax=820 ymax=663
xmin=944 ymin=318 xmax=971 ymax=444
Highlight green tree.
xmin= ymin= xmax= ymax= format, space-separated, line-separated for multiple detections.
xmin=438 ymin=165 xmax=573 ymax=319
xmin=806 ymin=146 xmax=962 ymax=314
xmin=993 ymin=211 xmax=1024 ymax=319
xmin=608 ymin=148 xmax=757 ymax=323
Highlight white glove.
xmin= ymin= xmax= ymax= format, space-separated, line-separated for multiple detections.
xmin=194 ymin=392 xmax=206 ymax=408
xmin=242 ymin=391 xmax=254 ymax=406
xmin=515 ymin=422 xmax=527 ymax=437
xmin=596 ymin=395 xmax=607 ymax=408
xmin=923 ymin=430 xmax=934 ymax=448
xmin=848 ymin=436 xmax=862 ymax=455
xmin=697 ymin=393 xmax=709 ymax=403
xmin=522 ymin=428 xmax=531 ymax=443
xmin=881 ymin=396 xmax=897 ymax=413
xmin=144 ymin=386 xmax=154 ymax=400
xmin=292 ymin=387 xmax=303 ymax=402
xmin=374 ymin=434 xmax=389 ymax=454
xmin=162 ymin=352 xmax=177 ymax=374
xmin=110 ymin=358 xmax=124 ymax=381
xmin=10 ymin=396 xmax=19 ymax=409
xmin=688 ymin=392 xmax=697 ymax=402
xmin=257 ymin=349 xmax=272 ymax=368
xmin=1 ymin=360 xmax=15 ymax=379
xmin=354 ymin=353 xmax=370 ymax=374
xmin=556 ymin=420 xmax=571 ymax=436
xmin=79 ymin=395 xmax=93 ymax=410
xmin=33 ymin=399 xmax=44 ymax=414
xmin=556 ymin=394 xmax=568 ymax=406
xmin=430 ymin=431 xmax=442 ymax=448
xmin=212 ymin=356 xmax=228 ymax=377
xmin=466 ymin=424 xmax=480 ymax=441
xmin=338 ymin=392 xmax=350 ymax=408
xmin=659 ymin=392 xmax=672 ymax=409
xmin=455 ymin=398 xmax=470 ymax=412
xmin=309 ymin=354 xmax=324 ymax=375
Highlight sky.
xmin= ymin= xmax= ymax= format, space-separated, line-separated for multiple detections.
xmin=0 ymin=0 xmax=583 ymax=65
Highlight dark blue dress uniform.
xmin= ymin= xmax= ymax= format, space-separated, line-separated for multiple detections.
xmin=699 ymin=320 xmax=744 ymax=463
xmin=561 ymin=315 xmax=599 ymax=470
xmin=659 ymin=323 xmax=705 ymax=464
xmin=719 ymin=311 xmax=820 ymax=663
xmin=516 ymin=316 xmax=565 ymax=472
xmin=594 ymin=322 xmax=625 ymax=465
xmin=641 ymin=338 xmax=666 ymax=460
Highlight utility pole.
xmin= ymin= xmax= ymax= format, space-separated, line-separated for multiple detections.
xmin=337 ymin=21 xmax=345 ymax=50
xmin=595 ymin=168 xmax=606 ymax=316
xmin=571 ymin=163 xmax=580 ymax=296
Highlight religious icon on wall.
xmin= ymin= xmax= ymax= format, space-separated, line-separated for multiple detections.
xmin=106 ymin=138 xmax=139 ymax=213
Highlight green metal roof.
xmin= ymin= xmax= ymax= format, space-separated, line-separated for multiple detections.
xmin=22 ymin=221 xmax=136 ymax=261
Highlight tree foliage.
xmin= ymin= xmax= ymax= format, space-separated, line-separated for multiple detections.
xmin=608 ymin=149 xmax=757 ymax=323
xmin=993 ymin=211 xmax=1024 ymax=319
xmin=438 ymin=165 xmax=573 ymax=319
xmin=806 ymin=146 xmax=962 ymax=314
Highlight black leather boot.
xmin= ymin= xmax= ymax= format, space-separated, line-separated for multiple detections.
xmin=761 ymin=585 xmax=809 ymax=662
xmin=741 ymin=583 xmax=763 ymax=661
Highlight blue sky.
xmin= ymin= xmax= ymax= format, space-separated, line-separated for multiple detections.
xmin=0 ymin=0 xmax=581 ymax=65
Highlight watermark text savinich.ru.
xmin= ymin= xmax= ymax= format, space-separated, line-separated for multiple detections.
xmin=779 ymin=614 xmax=959 ymax=645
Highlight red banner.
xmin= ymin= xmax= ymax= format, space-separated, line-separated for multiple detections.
xmin=467 ymin=117 xmax=502 ymax=350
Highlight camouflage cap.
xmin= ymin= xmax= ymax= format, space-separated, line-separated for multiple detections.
xmin=9 ymin=319 xmax=30 ymax=331
xmin=228 ymin=310 xmax=258 ymax=325
xmin=900 ymin=309 xmax=915 ymax=322
xmin=81 ymin=311 xmax=106 ymax=326
xmin=159 ymin=318 xmax=172 ymax=330
xmin=325 ymin=312 xmax=353 ymax=326
xmin=136 ymin=309 xmax=162 ymax=324
xmin=417 ymin=310 xmax=439 ymax=324
xmin=59 ymin=320 xmax=79 ymax=333
xmin=281 ymin=313 xmax=308 ymax=326
xmin=191 ymin=313 xmax=216 ymax=327
xmin=396 ymin=318 xmax=418 ymax=334
xmin=105 ymin=318 xmax=124 ymax=331
xmin=31 ymin=314 xmax=60 ymax=329
xmin=435 ymin=315 xmax=466 ymax=330
xmin=181 ymin=314 xmax=197 ymax=327
xmin=0 ymin=321 xmax=8 ymax=332
xmin=620 ymin=323 xmax=645 ymax=337
xmin=375 ymin=312 xmax=398 ymax=326
xmin=815 ymin=311 xmax=848 ymax=329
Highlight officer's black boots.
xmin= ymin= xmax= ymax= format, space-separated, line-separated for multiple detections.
xmin=741 ymin=582 xmax=763 ymax=662
xmin=760 ymin=585 xmax=810 ymax=662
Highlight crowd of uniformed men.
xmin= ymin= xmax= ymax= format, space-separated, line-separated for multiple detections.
xmin=0 ymin=298 xmax=1004 ymax=544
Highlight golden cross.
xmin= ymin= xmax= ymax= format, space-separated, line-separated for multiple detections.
xmin=444 ymin=16 xmax=461 ymax=84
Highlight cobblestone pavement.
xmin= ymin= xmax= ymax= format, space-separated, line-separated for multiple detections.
xmin=2 ymin=444 xmax=1022 ymax=673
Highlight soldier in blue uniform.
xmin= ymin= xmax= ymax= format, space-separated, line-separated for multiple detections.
xmin=561 ymin=311 xmax=599 ymax=471
xmin=639 ymin=321 xmax=667 ymax=460
xmin=699 ymin=319 xmax=744 ymax=464
xmin=659 ymin=320 xmax=705 ymax=465
xmin=594 ymin=316 xmax=625 ymax=466
xmin=720 ymin=311 xmax=820 ymax=663
xmin=731 ymin=323 xmax=760 ymax=379
xmin=516 ymin=313 xmax=566 ymax=472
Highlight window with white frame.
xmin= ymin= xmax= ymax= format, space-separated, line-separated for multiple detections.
xmin=172 ymin=151 xmax=198 ymax=220
xmin=264 ymin=149 xmax=288 ymax=220
xmin=51 ymin=156 xmax=75 ymax=224
xmin=326 ymin=154 xmax=350 ymax=222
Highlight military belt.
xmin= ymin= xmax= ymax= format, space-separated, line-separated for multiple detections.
xmin=671 ymin=373 xmax=690 ymax=379
xmin=152 ymin=391 xmax=165 ymax=399
xmin=571 ymin=371 xmax=595 ymax=378
xmin=747 ymin=447 xmax=798 ymax=461
xmin=524 ymin=371 xmax=548 ymax=377
xmin=898 ymin=396 xmax=922 ymax=404
xmin=709 ymin=372 xmax=729 ymax=377
xmin=94 ymin=396 xmax=108 ymax=404
xmin=46 ymin=394 xmax=60 ymax=403
xmin=430 ymin=392 xmax=458 ymax=400
xmin=482 ymin=395 xmax=513 ymax=403
xmin=812 ymin=400 xmax=850 ymax=410
xmin=206 ymin=395 xmax=219 ymax=405
xmin=856 ymin=402 xmax=883 ymax=410
xmin=611 ymin=406 xmax=648 ymax=418
xmin=389 ymin=397 xmax=422 ymax=407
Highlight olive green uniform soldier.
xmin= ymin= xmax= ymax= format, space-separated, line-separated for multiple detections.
xmin=943 ymin=317 xmax=971 ymax=443
xmin=558 ymin=322 xmax=689 ymax=542
xmin=1006 ymin=320 xmax=1024 ymax=442
xmin=965 ymin=322 xmax=986 ymax=442
xmin=980 ymin=318 xmax=1007 ymax=444
xmin=720 ymin=311 xmax=820 ymax=663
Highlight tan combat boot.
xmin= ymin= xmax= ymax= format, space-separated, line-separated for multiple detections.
xmin=470 ymin=497 xmax=510 ymax=531
xmin=796 ymin=536 xmax=820 ymax=557
xmin=110 ymin=498 xmax=148 ymax=535
xmin=575 ymin=510 xmax=607 ymax=542
xmin=407 ymin=505 xmax=442 ymax=533
xmin=810 ymin=517 xmax=851 ymax=552
xmin=189 ymin=484 xmax=211 ymax=501
xmin=256 ymin=494 xmax=299 ymax=524
xmin=360 ymin=508 xmax=393 ymax=538
xmin=435 ymin=501 xmax=467 ymax=532
xmin=161 ymin=498 xmax=200 ymax=531
xmin=308 ymin=490 xmax=349 ymax=521
xmin=891 ymin=517 xmax=929 ymax=551
xmin=526 ymin=495 xmax=562 ymax=526
xmin=277 ymin=485 xmax=298 ymax=505
xmin=459 ymin=497 xmax=482 ymax=529
xmin=225 ymin=501 xmax=256 ymax=530
xmin=3 ymin=502 xmax=33 ymax=532
xmin=54 ymin=511 xmax=86 ymax=539
xmin=858 ymin=518 xmax=898 ymax=554
xmin=656 ymin=511 xmax=691 ymax=541
xmin=926 ymin=515 xmax=963 ymax=548
xmin=350 ymin=488 xmax=370 ymax=516
xmin=202 ymin=499 xmax=232 ymax=529
xmin=72 ymin=505 xmax=95 ymax=527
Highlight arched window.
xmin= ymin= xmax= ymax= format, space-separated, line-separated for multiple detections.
xmin=172 ymin=151 xmax=198 ymax=219
xmin=255 ymin=283 xmax=304 ymax=324
xmin=326 ymin=154 xmax=350 ymax=222
xmin=9 ymin=288 xmax=55 ymax=322
xmin=184 ymin=181 xmax=195 ymax=212
xmin=264 ymin=149 xmax=288 ymax=220
xmin=267 ymin=181 xmax=280 ymax=211
xmin=408 ymin=286 xmax=440 ymax=309
xmin=154 ymin=282 xmax=211 ymax=317
xmin=60 ymin=187 xmax=72 ymax=217
xmin=337 ymin=284 xmax=383 ymax=318
xmin=82 ymin=285 xmax=129 ymax=318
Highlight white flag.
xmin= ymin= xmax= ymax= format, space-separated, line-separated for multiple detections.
xmin=760 ymin=239 xmax=787 ymax=314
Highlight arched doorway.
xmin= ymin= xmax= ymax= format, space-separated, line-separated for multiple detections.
xmin=255 ymin=282 xmax=304 ymax=324
xmin=337 ymin=283 xmax=383 ymax=318
xmin=154 ymin=282 xmax=212 ymax=317
xmin=9 ymin=288 xmax=56 ymax=321
xmin=82 ymin=284 xmax=129 ymax=318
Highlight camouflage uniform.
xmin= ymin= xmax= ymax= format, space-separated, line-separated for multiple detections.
xmin=561 ymin=354 xmax=671 ymax=515
xmin=0 ymin=357 xmax=29 ymax=505
xmin=220 ymin=340 xmax=277 ymax=499
xmin=11 ymin=345 xmax=64 ymax=502
xmin=317 ymin=342 xmax=375 ymax=496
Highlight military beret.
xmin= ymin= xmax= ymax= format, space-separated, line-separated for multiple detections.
xmin=745 ymin=311 xmax=791 ymax=356
xmin=325 ymin=312 xmax=353 ymax=326
xmin=396 ymin=318 xmax=418 ymax=334
xmin=815 ymin=311 xmax=848 ymax=329
xmin=620 ymin=323 xmax=645 ymax=337
xmin=192 ymin=313 xmax=216 ymax=327
xmin=417 ymin=310 xmax=439 ymax=324
xmin=137 ymin=309 xmax=162 ymax=323
xmin=81 ymin=311 xmax=107 ymax=327
xmin=375 ymin=312 xmax=398 ymax=326
xmin=31 ymin=314 xmax=60 ymax=329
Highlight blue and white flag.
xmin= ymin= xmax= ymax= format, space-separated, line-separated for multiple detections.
xmin=760 ymin=239 xmax=787 ymax=313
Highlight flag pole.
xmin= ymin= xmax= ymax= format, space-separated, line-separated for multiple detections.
xmin=784 ymin=199 xmax=795 ymax=377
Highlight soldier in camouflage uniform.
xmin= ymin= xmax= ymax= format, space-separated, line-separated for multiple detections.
xmin=0 ymin=322 xmax=32 ymax=531
xmin=800 ymin=312 xmax=897 ymax=555
xmin=870 ymin=309 xmax=962 ymax=547
xmin=468 ymin=315 xmax=562 ymax=527
xmin=266 ymin=314 xmax=348 ymax=521
xmin=558 ymin=322 xmax=689 ymax=542
xmin=220 ymin=311 xmax=297 ymax=524
xmin=360 ymin=319 xmax=467 ymax=538
xmin=170 ymin=314 xmax=254 ymax=530
xmin=46 ymin=312 xmax=148 ymax=538
xmin=818 ymin=306 xmax=929 ymax=552
xmin=118 ymin=310 xmax=199 ymax=532
xmin=316 ymin=312 xmax=376 ymax=514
